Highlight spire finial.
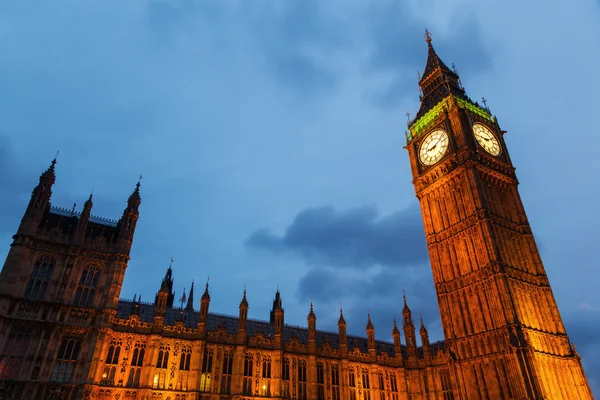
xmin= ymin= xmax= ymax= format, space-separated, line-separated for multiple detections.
xmin=425 ymin=29 xmax=432 ymax=44
xmin=137 ymin=174 xmax=142 ymax=189
xmin=403 ymin=288 xmax=407 ymax=305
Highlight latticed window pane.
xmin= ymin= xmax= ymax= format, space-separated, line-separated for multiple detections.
xmin=0 ymin=331 xmax=30 ymax=379
xmin=24 ymin=256 xmax=55 ymax=301
xmin=51 ymin=334 xmax=81 ymax=383
xmin=73 ymin=265 xmax=100 ymax=307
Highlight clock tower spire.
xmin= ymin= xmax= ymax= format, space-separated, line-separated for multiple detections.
xmin=404 ymin=32 xmax=592 ymax=399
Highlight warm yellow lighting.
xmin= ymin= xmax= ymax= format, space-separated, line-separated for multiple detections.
xmin=263 ymin=385 xmax=266 ymax=390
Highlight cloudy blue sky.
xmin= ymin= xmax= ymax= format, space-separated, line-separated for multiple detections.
xmin=0 ymin=0 xmax=599 ymax=392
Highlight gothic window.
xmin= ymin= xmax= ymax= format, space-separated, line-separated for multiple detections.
xmin=126 ymin=367 xmax=141 ymax=388
xmin=220 ymin=350 xmax=233 ymax=394
xmin=153 ymin=371 xmax=167 ymax=389
xmin=51 ymin=333 xmax=81 ymax=383
xmin=73 ymin=265 xmax=100 ymax=307
xmin=24 ymin=256 xmax=55 ymax=301
xmin=243 ymin=352 xmax=253 ymax=395
xmin=349 ymin=367 xmax=357 ymax=400
xmin=106 ymin=339 xmax=121 ymax=365
xmin=131 ymin=342 xmax=145 ymax=367
xmin=316 ymin=362 xmax=325 ymax=400
xmin=441 ymin=369 xmax=454 ymax=400
xmin=362 ymin=368 xmax=371 ymax=400
xmin=261 ymin=355 xmax=272 ymax=396
xmin=389 ymin=371 xmax=399 ymax=400
xmin=378 ymin=372 xmax=385 ymax=400
xmin=298 ymin=359 xmax=307 ymax=400
xmin=282 ymin=357 xmax=290 ymax=398
xmin=102 ymin=365 xmax=117 ymax=385
xmin=200 ymin=347 xmax=213 ymax=392
xmin=331 ymin=364 xmax=340 ymax=400
xmin=179 ymin=346 xmax=191 ymax=371
xmin=0 ymin=330 xmax=30 ymax=379
xmin=156 ymin=343 xmax=169 ymax=369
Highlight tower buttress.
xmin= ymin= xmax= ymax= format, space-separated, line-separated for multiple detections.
xmin=366 ymin=311 xmax=376 ymax=359
xmin=307 ymin=302 xmax=316 ymax=351
xmin=18 ymin=158 xmax=56 ymax=236
xmin=402 ymin=294 xmax=417 ymax=358
xmin=338 ymin=307 xmax=347 ymax=355
xmin=392 ymin=316 xmax=402 ymax=358
xmin=420 ymin=315 xmax=430 ymax=358
xmin=270 ymin=289 xmax=284 ymax=335
xmin=118 ymin=179 xmax=141 ymax=254
xmin=238 ymin=286 xmax=248 ymax=342
xmin=186 ymin=280 xmax=195 ymax=311
xmin=75 ymin=193 xmax=93 ymax=243
xmin=197 ymin=279 xmax=210 ymax=339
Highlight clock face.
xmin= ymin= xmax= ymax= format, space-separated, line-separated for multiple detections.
xmin=419 ymin=129 xmax=449 ymax=166
xmin=473 ymin=123 xmax=501 ymax=156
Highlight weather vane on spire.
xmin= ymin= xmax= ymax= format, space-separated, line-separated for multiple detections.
xmin=425 ymin=29 xmax=432 ymax=43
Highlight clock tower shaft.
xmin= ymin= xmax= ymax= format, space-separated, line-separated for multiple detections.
xmin=405 ymin=36 xmax=592 ymax=399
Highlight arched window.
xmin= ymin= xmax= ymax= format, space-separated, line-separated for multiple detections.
xmin=298 ymin=359 xmax=307 ymax=400
xmin=0 ymin=330 xmax=30 ymax=379
xmin=131 ymin=342 xmax=145 ymax=367
xmin=261 ymin=355 xmax=272 ymax=396
xmin=179 ymin=346 xmax=191 ymax=371
xmin=24 ymin=256 xmax=55 ymax=300
xmin=156 ymin=344 xmax=169 ymax=369
xmin=349 ymin=367 xmax=357 ymax=400
xmin=51 ymin=333 xmax=82 ymax=383
xmin=199 ymin=347 xmax=213 ymax=392
xmin=316 ymin=362 xmax=325 ymax=400
xmin=362 ymin=368 xmax=371 ymax=400
xmin=220 ymin=350 xmax=233 ymax=394
xmin=242 ymin=352 xmax=253 ymax=395
xmin=282 ymin=357 xmax=290 ymax=398
xmin=74 ymin=265 xmax=100 ymax=307
xmin=331 ymin=364 xmax=340 ymax=400
xmin=106 ymin=339 xmax=121 ymax=365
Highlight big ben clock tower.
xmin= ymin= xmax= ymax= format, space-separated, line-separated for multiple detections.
xmin=405 ymin=32 xmax=593 ymax=399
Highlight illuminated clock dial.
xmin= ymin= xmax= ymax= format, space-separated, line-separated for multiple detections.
xmin=473 ymin=123 xmax=501 ymax=156
xmin=419 ymin=129 xmax=449 ymax=166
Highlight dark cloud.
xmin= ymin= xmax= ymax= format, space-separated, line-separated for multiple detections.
xmin=365 ymin=2 xmax=492 ymax=107
xmin=246 ymin=203 xmax=427 ymax=269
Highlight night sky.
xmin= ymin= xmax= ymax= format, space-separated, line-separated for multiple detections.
xmin=0 ymin=0 xmax=598 ymax=393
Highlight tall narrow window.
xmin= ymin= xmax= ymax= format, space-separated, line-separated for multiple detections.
xmin=378 ymin=372 xmax=385 ymax=400
xmin=179 ymin=346 xmax=191 ymax=371
xmin=389 ymin=371 xmax=399 ymax=400
xmin=177 ymin=345 xmax=192 ymax=390
xmin=282 ymin=357 xmax=290 ymax=398
xmin=156 ymin=343 xmax=170 ymax=369
xmin=200 ymin=347 xmax=213 ymax=392
xmin=243 ymin=353 xmax=253 ymax=395
xmin=298 ymin=359 xmax=307 ymax=400
xmin=24 ymin=256 xmax=55 ymax=301
xmin=51 ymin=334 xmax=81 ymax=383
xmin=127 ymin=342 xmax=145 ymax=388
xmin=221 ymin=350 xmax=233 ymax=394
xmin=262 ymin=355 xmax=271 ymax=396
xmin=106 ymin=339 xmax=121 ymax=365
xmin=331 ymin=364 xmax=340 ymax=400
xmin=362 ymin=368 xmax=371 ymax=400
xmin=441 ymin=369 xmax=454 ymax=400
xmin=349 ymin=367 xmax=357 ymax=400
xmin=74 ymin=265 xmax=100 ymax=307
xmin=0 ymin=331 xmax=30 ymax=379
xmin=316 ymin=362 xmax=325 ymax=400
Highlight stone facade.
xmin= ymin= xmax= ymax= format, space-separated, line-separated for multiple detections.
xmin=0 ymin=37 xmax=593 ymax=399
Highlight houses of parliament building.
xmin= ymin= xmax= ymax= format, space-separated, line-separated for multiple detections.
xmin=0 ymin=36 xmax=593 ymax=399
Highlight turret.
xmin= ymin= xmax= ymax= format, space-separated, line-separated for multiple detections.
xmin=420 ymin=315 xmax=430 ymax=358
xmin=197 ymin=279 xmax=210 ymax=339
xmin=18 ymin=158 xmax=56 ymax=235
xmin=392 ymin=316 xmax=402 ymax=356
xmin=238 ymin=286 xmax=248 ymax=341
xmin=118 ymin=178 xmax=141 ymax=253
xmin=185 ymin=280 xmax=195 ymax=311
xmin=270 ymin=289 xmax=284 ymax=335
xmin=366 ymin=311 xmax=375 ymax=350
xmin=74 ymin=193 xmax=93 ymax=243
xmin=307 ymin=302 xmax=316 ymax=352
xmin=402 ymin=293 xmax=417 ymax=357
xmin=338 ymin=306 xmax=347 ymax=354
xmin=154 ymin=263 xmax=175 ymax=309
